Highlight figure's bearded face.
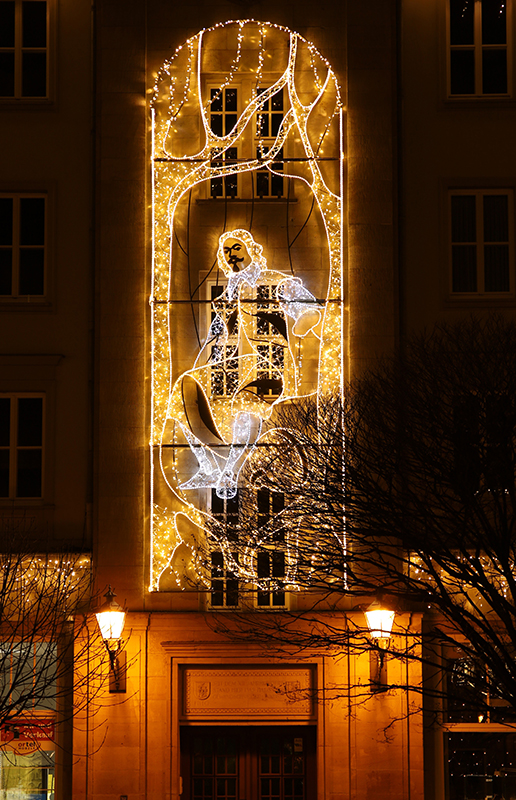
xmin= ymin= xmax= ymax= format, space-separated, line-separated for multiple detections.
xmin=222 ymin=238 xmax=252 ymax=274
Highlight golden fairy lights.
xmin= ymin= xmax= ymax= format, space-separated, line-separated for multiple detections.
xmin=150 ymin=20 xmax=345 ymax=591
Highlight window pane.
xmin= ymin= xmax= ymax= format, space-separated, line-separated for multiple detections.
xmin=450 ymin=0 xmax=474 ymax=44
xmin=452 ymin=245 xmax=477 ymax=291
xmin=0 ymin=250 xmax=13 ymax=295
xmin=483 ymin=194 xmax=509 ymax=241
xmin=0 ymin=398 xmax=10 ymax=446
xmin=0 ymin=2 xmax=15 ymax=47
xmin=22 ymin=1 xmax=46 ymax=47
xmin=225 ymin=88 xmax=237 ymax=111
xmin=19 ymin=197 xmax=45 ymax=245
xmin=0 ymin=450 xmax=8 ymax=497
xmin=0 ymin=52 xmax=15 ymax=96
xmin=451 ymin=195 xmax=476 ymax=242
xmin=210 ymin=114 xmax=223 ymax=136
xmin=271 ymin=113 xmax=283 ymax=137
xmin=22 ymin=50 xmax=46 ymax=96
xmin=450 ymin=50 xmax=475 ymax=94
xmin=257 ymin=113 xmax=270 ymax=137
xmin=19 ymin=248 xmax=44 ymax=294
xmin=0 ymin=198 xmax=13 ymax=246
xmin=224 ymin=113 xmax=237 ymax=134
xmin=210 ymin=89 xmax=222 ymax=112
xmin=256 ymin=171 xmax=269 ymax=197
xmin=17 ymin=397 xmax=42 ymax=445
xmin=485 ymin=244 xmax=510 ymax=291
xmin=271 ymin=90 xmax=283 ymax=111
xmin=482 ymin=49 xmax=507 ymax=93
xmin=16 ymin=448 xmax=42 ymax=496
xmin=482 ymin=0 xmax=506 ymax=44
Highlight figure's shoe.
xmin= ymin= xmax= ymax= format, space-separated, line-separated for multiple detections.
xmin=179 ymin=467 xmax=220 ymax=491
xmin=215 ymin=470 xmax=238 ymax=499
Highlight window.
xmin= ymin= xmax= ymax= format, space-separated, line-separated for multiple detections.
xmin=256 ymin=489 xmax=286 ymax=607
xmin=0 ymin=0 xmax=48 ymax=99
xmin=0 ymin=395 xmax=44 ymax=499
xmin=0 ymin=195 xmax=46 ymax=298
xmin=255 ymin=284 xmax=285 ymax=398
xmin=448 ymin=0 xmax=510 ymax=96
xmin=256 ymin=88 xmax=285 ymax=198
xmin=449 ymin=190 xmax=513 ymax=295
xmin=209 ymin=88 xmax=239 ymax=198
xmin=209 ymin=489 xmax=240 ymax=607
xmin=443 ymin=653 xmax=516 ymax=799
xmin=453 ymin=392 xmax=515 ymax=494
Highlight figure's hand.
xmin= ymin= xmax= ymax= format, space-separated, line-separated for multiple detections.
xmin=292 ymin=309 xmax=321 ymax=337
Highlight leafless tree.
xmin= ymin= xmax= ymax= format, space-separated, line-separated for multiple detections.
xmin=0 ymin=523 xmax=109 ymax=745
xmin=205 ymin=316 xmax=516 ymax=719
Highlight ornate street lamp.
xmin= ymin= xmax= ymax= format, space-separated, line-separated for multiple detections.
xmin=95 ymin=586 xmax=127 ymax=693
xmin=364 ymin=599 xmax=395 ymax=691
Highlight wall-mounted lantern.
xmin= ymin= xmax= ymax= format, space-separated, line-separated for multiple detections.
xmin=95 ymin=586 xmax=127 ymax=693
xmin=364 ymin=599 xmax=395 ymax=691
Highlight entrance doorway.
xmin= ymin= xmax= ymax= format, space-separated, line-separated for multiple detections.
xmin=180 ymin=726 xmax=316 ymax=800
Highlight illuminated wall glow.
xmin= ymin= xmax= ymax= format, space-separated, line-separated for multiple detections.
xmin=150 ymin=20 xmax=345 ymax=592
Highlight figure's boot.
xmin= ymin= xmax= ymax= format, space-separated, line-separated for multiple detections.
xmin=178 ymin=425 xmax=221 ymax=491
xmin=216 ymin=413 xmax=261 ymax=498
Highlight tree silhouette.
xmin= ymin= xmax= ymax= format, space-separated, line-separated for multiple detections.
xmin=206 ymin=316 xmax=516 ymax=719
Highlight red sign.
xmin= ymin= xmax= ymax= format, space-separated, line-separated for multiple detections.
xmin=1 ymin=718 xmax=54 ymax=744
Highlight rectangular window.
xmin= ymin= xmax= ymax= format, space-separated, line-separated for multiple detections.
xmin=255 ymin=284 xmax=285 ymax=397
xmin=450 ymin=190 xmax=513 ymax=294
xmin=0 ymin=395 xmax=44 ymax=499
xmin=209 ymin=489 xmax=239 ymax=607
xmin=448 ymin=0 xmax=510 ymax=96
xmin=0 ymin=0 xmax=48 ymax=99
xmin=453 ymin=392 xmax=515 ymax=495
xmin=0 ymin=194 xmax=46 ymax=298
xmin=446 ymin=732 xmax=516 ymax=800
xmin=209 ymin=88 xmax=239 ymax=198
xmin=256 ymin=489 xmax=286 ymax=607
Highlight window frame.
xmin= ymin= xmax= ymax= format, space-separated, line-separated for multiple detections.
xmin=207 ymin=488 xmax=241 ymax=609
xmin=0 ymin=0 xmax=54 ymax=104
xmin=446 ymin=0 xmax=513 ymax=99
xmin=0 ymin=192 xmax=47 ymax=301
xmin=208 ymin=85 xmax=241 ymax=199
xmin=0 ymin=393 xmax=45 ymax=501
xmin=447 ymin=188 xmax=515 ymax=298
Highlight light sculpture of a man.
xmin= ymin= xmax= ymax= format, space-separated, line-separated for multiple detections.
xmin=167 ymin=229 xmax=321 ymax=499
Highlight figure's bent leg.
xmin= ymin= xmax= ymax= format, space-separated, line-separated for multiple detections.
xmin=177 ymin=424 xmax=221 ymax=491
xmin=216 ymin=412 xmax=262 ymax=499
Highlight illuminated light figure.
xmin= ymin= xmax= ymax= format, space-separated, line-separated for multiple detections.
xmin=168 ymin=229 xmax=321 ymax=499
xmin=150 ymin=21 xmax=346 ymax=591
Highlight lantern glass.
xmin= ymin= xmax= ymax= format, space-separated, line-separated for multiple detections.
xmin=364 ymin=603 xmax=395 ymax=640
xmin=96 ymin=609 xmax=126 ymax=641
